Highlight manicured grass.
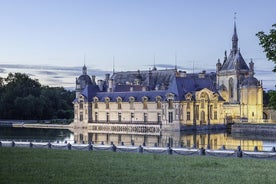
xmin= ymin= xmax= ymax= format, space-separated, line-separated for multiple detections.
xmin=0 ymin=147 xmax=276 ymax=184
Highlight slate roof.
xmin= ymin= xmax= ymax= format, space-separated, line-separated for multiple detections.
xmin=220 ymin=50 xmax=249 ymax=71
xmin=111 ymin=69 xmax=175 ymax=91
xmin=78 ymin=70 xmax=224 ymax=103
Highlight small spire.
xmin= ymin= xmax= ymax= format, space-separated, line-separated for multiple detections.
xmin=174 ymin=53 xmax=178 ymax=71
xmin=113 ymin=56 xmax=115 ymax=74
xmin=82 ymin=53 xmax=87 ymax=75
xmin=153 ymin=55 xmax=157 ymax=71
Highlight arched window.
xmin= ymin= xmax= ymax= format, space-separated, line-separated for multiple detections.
xmin=229 ymin=78 xmax=234 ymax=98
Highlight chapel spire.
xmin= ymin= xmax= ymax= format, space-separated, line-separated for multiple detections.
xmin=232 ymin=13 xmax=238 ymax=54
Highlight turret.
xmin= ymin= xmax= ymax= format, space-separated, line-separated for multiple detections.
xmin=216 ymin=58 xmax=222 ymax=72
xmin=249 ymin=59 xmax=255 ymax=77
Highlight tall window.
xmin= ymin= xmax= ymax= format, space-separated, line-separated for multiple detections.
xmin=95 ymin=112 xmax=98 ymax=122
xmin=131 ymin=112 xmax=134 ymax=122
xmin=144 ymin=113 xmax=148 ymax=122
xmin=200 ymin=99 xmax=204 ymax=108
xmin=157 ymin=113 xmax=161 ymax=123
xmin=169 ymin=112 xmax=173 ymax=123
xmin=214 ymin=111 xmax=217 ymax=120
xmin=168 ymin=99 xmax=173 ymax=109
xmin=229 ymin=78 xmax=234 ymax=98
xmin=106 ymin=112 xmax=110 ymax=122
xmin=210 ymin=105 xmax=213 ymax=119
xmin=195 ymin=105 xmax=199 ymax=120
xmin=214 ymin=100 xmax=217 ymax=109
xmin=187 ymin=112 xmax=191 ymax=121
xmin=118 ymin=112 xmax=122 ymax=122
xmin=79 ymin=101 xmax=83 ymax=109
xmin=200 ymin=111 xmax=205 ymax=124
xmin=80 ymin=112 xmax=83 ymax=121
xmin=187 ymin=102 xmax=190 ymax=109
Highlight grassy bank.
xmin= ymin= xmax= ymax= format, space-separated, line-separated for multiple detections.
xmin=0 ymin=147 xmax=276 ymax=184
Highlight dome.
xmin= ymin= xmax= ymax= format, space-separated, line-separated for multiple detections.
xmin=78 ymin=74 xmax=92 ymax=84
xmin=241 ymin=76 xmax=258 ymax=87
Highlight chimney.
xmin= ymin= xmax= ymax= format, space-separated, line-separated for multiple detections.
xmin=92 ymin=75 xmax=96 ymax=84
xmin=97 ymin=80 xmax=104 ymax=91
xmin=105 ymin=73 xmax=110 ymax=81
xmin=179 ymin=71 xmax=187 ymax=78
xmin=199 ymin=70 xmax=206 ymax=78
xmin=108 ymin=79 xmax=113 ymax=92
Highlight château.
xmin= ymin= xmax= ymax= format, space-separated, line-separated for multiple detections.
xmin=73 ymin=21 xmax=263 ymax=133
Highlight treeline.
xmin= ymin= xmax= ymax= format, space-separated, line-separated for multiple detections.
xmin=0 ymin=73 xmax=75 ymax=120
xmin=264 ymin=90 xmax=276 ymax=110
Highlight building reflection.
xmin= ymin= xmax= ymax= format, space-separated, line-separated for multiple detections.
xmin=72 ymin=127 xmax=263 ymax=151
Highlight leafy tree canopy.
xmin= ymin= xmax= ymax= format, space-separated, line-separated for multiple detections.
xmin=0 ymin=73 xmax=75 ymax=121
xmin=256 ymin=23 xmax=276 ymax=72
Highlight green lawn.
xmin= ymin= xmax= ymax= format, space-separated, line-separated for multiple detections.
xmin=0 ymin=147 xmax=276 ymax=184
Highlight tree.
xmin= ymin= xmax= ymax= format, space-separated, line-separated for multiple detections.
xmin=267 ymin=90 xmax=276 ymax=110
xmin=256 ymin=24 xmax=276 ymax=72
xmin=0 ymin=72 xmax=75 ymax=121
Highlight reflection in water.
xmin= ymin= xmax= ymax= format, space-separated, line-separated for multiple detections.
xmin=1 ymin=127 xmax=276 ymax=151
xmin=0 ymin=127 xmax=73 ymax=143
xmin=73 ymin=127 xmax=268 ymax=151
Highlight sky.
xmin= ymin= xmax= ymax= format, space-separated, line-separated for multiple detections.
xmin=0 ymin=0 xmax=275 ymax=90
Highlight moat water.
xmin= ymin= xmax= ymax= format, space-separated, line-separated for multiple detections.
xmin=1 ymin=126 xmax=276 ymax=151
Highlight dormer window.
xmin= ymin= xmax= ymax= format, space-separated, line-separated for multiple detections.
xmin=142 ymin=96 xmax=148 ymax=109
xmin=129 ymin=96 xmax=135 ymax=109
xmin=166 ymin=93 xmax=174 ymax=109
xmin=156 ymin=96 xmax=162 ymax=109
xmin=185 ymin=93 xmax=192 ymax=101
xmin=105 ymin=97 xmax=110 ymax=109
xmin=93 ymin=97 xmax=99 ymax=109
xmin=117 ymin=97 xmax=122 ymax=109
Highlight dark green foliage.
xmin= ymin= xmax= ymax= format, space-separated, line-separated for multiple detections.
xmin=263 ymin=90 xmax=270 ymax=107
xmin=256 ymin=23 xmax=276 ymax=72
xmin=1 ymin=147 xmax=276 ymax=184
xmin=0 ymin=73 xmax=74 ymax=120
xmin=268 ymin=90 xmax=276 ymax=110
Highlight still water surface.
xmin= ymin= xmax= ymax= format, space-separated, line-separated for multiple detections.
xmin=1 ymin=127 xmax=276 ymax=151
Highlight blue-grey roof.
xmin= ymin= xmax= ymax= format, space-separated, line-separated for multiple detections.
xmin=220 ymin=50 xmax=249 ymax=71
xmin=76 ymin=69 xmax=224 ymax=103
xmin=241 ymin=76 xmax=259 ymax=87
xmin=171 ymin=73 xmax=218 ymax=101
xmin=95 ymin=90 xmax=168 ymax=102
xmin=81 ymin=84 xmax=99 ymax=101
xmin=112 ymin=69 xmax=175 ymax=90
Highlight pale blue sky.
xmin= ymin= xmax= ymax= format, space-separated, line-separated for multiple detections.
xmin=0 ymin=0 xmax=275 ymax=89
